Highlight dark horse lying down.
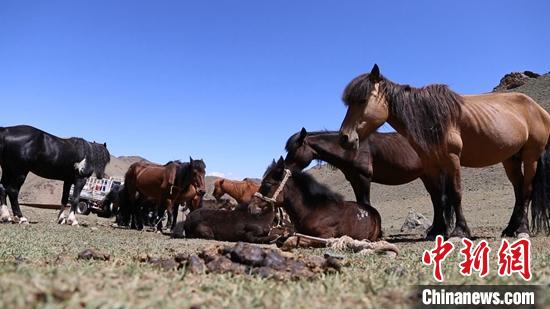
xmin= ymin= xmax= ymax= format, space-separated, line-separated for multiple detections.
xmin=284 ymin=128 xmax=451 ymax=238
xmin=0 ymin=125 xmax=110 ymax=224
xmin=184 ymin=202 xmax=277 ymax=243
xmin=250 ymin=158 xmax=382 ymax=241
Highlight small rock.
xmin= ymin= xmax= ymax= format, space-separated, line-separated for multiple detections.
xmin=77 ymin=249 xmax=110 ymax=261
xmin=401 ymin=210 xmax=431 ymax=232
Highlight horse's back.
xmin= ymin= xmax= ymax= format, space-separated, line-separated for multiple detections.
xmin=459 ymin=93 xmax=550 ymax=166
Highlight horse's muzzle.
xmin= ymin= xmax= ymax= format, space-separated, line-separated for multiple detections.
xmin=339 ymin=133 xmax=359 ymax=150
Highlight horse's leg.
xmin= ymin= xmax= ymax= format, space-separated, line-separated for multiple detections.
xmin=0 ymin=182 xmax=9 ymax=222
xmin=347 ymin=171 xmax=371 ymax=206
xmin=155 ymin=199 xmax=168 ymax=232
xmin=171 ymin=202 xmax=179 ymax=232
xmin=422 ymin=174 xmax=447 ymax=239
xmin=503 ymin=153 xmax=538 ymax=237
xmin=67 ymin=178 xmax=86 ymax=226
xmin=502 ymin=157 xmax=525 ymax=237
xmin=57 ymin=181 xmax=72 ymax=224
xmin=447 ymin=154 xmax=472 ymax=238
xmin=2 ymin=170 xmax=29 ymax=223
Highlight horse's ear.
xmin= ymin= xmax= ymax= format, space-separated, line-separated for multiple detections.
xmin=189 ymin=156 xmax=193 ymax=163
xmin=103 ymin=142 xmax=107 ymax=148
xmin=369 ymin=64 xmax=381 ymax=82
xmin=299 ymin=127 xmax=307 ymax=143
xmin=277 ymin=156 xmax=284 ymax=165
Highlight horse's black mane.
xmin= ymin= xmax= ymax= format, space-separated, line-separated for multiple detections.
xmin=342 ymin=73 xmax=463 ymax=151
xmin=265 ymin=161 xmax=343 ymax=204
xmin=67 ymin=137 xmax=110 ymax=175
xmin=170 ymin=159 xmax=206 ymax=185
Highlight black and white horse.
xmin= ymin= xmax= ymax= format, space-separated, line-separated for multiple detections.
xmin=0 ymin=125 xmax=110 ymax=225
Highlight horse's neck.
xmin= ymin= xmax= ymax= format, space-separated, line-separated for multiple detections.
xmin=281 ymin=179 xmax=313 ymax=225
xmin=385 ymin=111 xmax=410 ymax=142
xmin=308 ymin=135 xmax=349 ymax=167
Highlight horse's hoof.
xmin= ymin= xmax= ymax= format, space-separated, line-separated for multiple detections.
xmin=67 ymin=212 xmax=78 ymax=226
xmin=0 ymin=205 xmax=12 ymax=223
xmin=14 ymin=217 xmax=29 ymax=224
xmin=450 ymin=226 xmax=472 ymax=239
xmin=517 ymin=232 xmax=530 ymax=239
xmin=501 ymin=228 xmax=516 ymax=238
xmin=424 ymin=234 xmax=437 ymax=241
xmin=57 ymin=212 xmax=67 ymax=224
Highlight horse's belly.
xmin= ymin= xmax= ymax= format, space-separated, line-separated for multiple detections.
xmin=459 ymin=127 xmax=526 ymax=167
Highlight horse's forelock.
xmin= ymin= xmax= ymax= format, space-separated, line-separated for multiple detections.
xmin=192 ymin=159 xmax=206 ymax=172
xmin=342 ymin=73 xmax=375 ymax=106
xmin=285 ymin=132 xmax=301 ymax=152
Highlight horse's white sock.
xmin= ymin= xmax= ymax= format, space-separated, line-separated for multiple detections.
xmin=57 ymin=211 xmax=66 ymax=224
xmin=0 ymin=205 xmax=12 ymax=222
xmin=14 ymin=216 xmax=28 ymax=224
xmin=67 ymin=211 xmax=78 ymax=226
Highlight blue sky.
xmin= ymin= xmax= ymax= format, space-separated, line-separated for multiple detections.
xmin=1 ymin=1 xmax=549 ymax=178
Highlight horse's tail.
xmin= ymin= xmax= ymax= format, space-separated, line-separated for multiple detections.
xmin=531 ymin=140 xmax=550 ymax=235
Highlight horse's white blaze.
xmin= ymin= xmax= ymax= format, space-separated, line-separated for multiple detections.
xmin=0 ymin=204 xmax=12 ymax=222
xmin=356 ymin=208 xmax=369 ymax=220
xmin=67 ymin=211 xmax=78 ymax=226
xmin=74 ymin=158 xmax=87 ymax=174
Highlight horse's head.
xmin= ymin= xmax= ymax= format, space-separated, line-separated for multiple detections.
xmin=284 ymin=127 xmax=314 ymax=171
xmin=249 ymin=157 xmax=289 ymax=215
xmin=189 ymin=157 xmax=206 ymax=195
xmin=212 ymin=178 xmax=225 ymax=201
xmin=339 ymin=64 xmax=388 ymax=150
xmin=188 ymin=189 xmax=204 ymax=211
xmin=91 ymin=142 xmax=110 ymax=179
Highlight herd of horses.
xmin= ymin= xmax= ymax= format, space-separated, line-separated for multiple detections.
xmin=1 ymin=64 xmax=550 ymax=245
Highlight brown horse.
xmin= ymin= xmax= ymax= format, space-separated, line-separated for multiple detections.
xmin=184 ymin=200 xmax=277 ymax=243
xmin=212 ymin=178 xmax=260 ymax=204
xmin=285 ymin=128 xmax=450 ymax=235
xmin=119 ymin=158 xmax=206 ymax=234
xmin=250 ymin=158 xmax=382 ymax=241
xmin=339 ymin=64 xmax=550 ymax=238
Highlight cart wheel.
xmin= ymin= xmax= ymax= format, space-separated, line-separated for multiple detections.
xmin=77 ymin=201 xmax=91 ymax=215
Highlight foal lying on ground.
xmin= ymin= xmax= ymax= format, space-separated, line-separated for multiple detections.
xmin=183 ymin=202 xmax=277 ymax=243
xmin=250 ymin=157 xmax=382 ymax=241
